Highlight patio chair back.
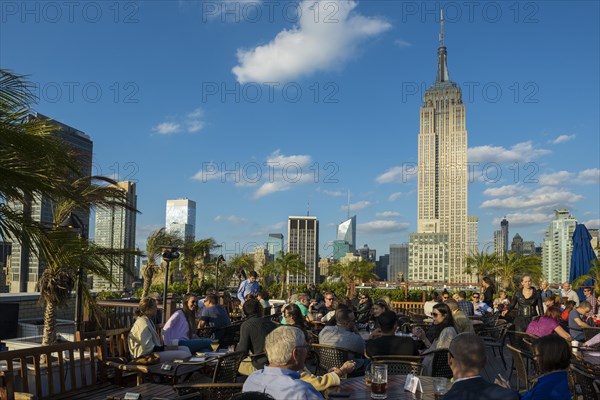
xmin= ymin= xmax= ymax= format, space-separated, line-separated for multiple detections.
xmin=506 ymin=344 xmax=532 ymax=391
xmin=310 ymin=344 xmax=350 ymax=376
xmin=212 ymin=351 xmax=246 ymax=383
xmin=571 ymin=364 xmax=600 ymax=400
xmin=372 ymin=360 xmax=423 ymax=376
xmin=430 ymin=349 xmax=453 ymax=378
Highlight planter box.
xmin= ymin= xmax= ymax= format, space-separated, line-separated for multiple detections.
xmin=18 ymin=318 xmax=74 ymax=339
xmin=3 ymin=334 xmax=73 ymax=351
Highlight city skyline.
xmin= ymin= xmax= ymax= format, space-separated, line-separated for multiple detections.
xmin=2 ymin=1 xmax=598 ymax=258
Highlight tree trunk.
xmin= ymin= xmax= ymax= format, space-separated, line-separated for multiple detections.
xmin=41 ymin=301 xmax=57 ymax=346
xmin=279 ymin=271 xmax=286 ymax=299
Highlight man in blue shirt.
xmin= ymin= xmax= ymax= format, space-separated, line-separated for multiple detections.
xmin=237 ymin=271 xmax=260 ymax=303
xmin=243 ymin=325 xmax=324 ymax=399
xmin=198 ymin=294 xmax=231 ymax=340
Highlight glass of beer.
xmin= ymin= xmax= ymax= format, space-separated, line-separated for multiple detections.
xmin=370 ymin=364 xmax=387 ymax=399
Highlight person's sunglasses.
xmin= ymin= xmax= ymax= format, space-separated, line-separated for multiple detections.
xmin=190 ymin=301 xmax=197 ymax=304
xmin=431 ymin=312 xmax=440 ymax=317
xmin=326 ymin=298 xmax=334 ymax=301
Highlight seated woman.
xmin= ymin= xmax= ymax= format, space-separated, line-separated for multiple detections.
xmin=282 ymin=303 xmax=309 ymax=341
xmin=526 ymin=306 xmax=572 ymax=341
xmin=368 ymin=299 xmax=392 ymax=336
xmin=496 ymin=335 xmax=571 ymax=399
xmin=413 ymin=303 xmax=457 ymax=375
xmin=356 ymin=293 xmax=373 ymax=324
xmin=128 ymin=297 xmax=192 ymax=362
xmin=162 ymin=293 xmax=212 ymax=353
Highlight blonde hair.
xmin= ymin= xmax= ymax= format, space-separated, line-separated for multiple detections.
xmin=138 ymin=297 xmax=157 ymax=317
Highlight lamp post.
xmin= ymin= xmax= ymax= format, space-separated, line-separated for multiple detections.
xmin=215 ymin=255 xmax=225 ymax=291
xmin=59 ymin=213 xmax=85 ymax=333
xmin=160 ymin=245 xmax=180 ymax=324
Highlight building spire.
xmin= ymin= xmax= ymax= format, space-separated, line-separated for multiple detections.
xmin=436 ymin=9 xmax=450 ymax=82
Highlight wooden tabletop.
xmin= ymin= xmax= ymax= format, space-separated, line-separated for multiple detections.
xmin=326 ymin=374 xmax=440 ymax=399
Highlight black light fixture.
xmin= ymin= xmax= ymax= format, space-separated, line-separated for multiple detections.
xmin=59 ymin=212 xmax=85 ymax=333
xmin=160 ymin=245 xmax=180 ymax=324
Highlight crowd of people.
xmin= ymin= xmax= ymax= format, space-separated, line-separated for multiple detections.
xmin=124 ymin=273 xmax=595 ymax=399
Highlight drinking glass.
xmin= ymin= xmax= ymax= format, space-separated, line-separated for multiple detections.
xmin=370 ymin=364 xmax=387 ymax=399
xmin=433 ymin=377 xmax=449 ymax=399
xmin=364 ymin=364 xmax=373 ymax=386
xmin=210 ymin=339 xmax=220 ymax=351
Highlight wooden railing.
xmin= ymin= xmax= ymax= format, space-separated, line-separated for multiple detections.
xmin=85 ymin=299 xmax=175 ymax=331
xmin=390 ymin=301 xmax=424 ymax=315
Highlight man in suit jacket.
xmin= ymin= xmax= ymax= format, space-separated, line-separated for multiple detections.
xmin=441 ymin=333 xmax=518 ymax=400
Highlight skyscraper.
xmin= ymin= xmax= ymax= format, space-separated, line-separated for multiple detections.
xmin=287 ymin=216 xmax=319 ymax=285
xmin=336 ymin=215 xmax=356 ymax=253
xmin=389 ymin=244 xmax=409 ymax=282
xmin=266 ymin=233 xmax=284 ymax=261
xmin=494 ymin=217 xmax=509 ymax=259
xmin=8 ymin=113 xmax=93 ymax=293
xmin=542 ymin=209 xmax=577 ymax=284
xmin=165 ymin=198 xmax=196 ymax=240
xmin=511 ymin=233 xmax=524 ymax=256
xmin=410 ymin=13 xmax=470 ymax=283
xmin=93 ymin=181 xmax=137 ymax=290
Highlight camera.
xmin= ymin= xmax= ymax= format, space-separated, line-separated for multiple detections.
xmin=161 ymin=245 xmax=180 ymax=262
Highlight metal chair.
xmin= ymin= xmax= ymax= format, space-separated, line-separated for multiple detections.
xmin=310 ymin=344 xmax=350 ymax=376
xmin=372 ymin=360 xmax=424 ymax=376
xmin=506 ymin=344 xmax=535 ymax=391
xmin=212 ymin=351 xmax=246 ymax=383
xmin=571 ymin=364 xmax=600 ymax=400
xmin=173 ymin=383 xmax=244 ymax=400
xmin=430 ymin=349 xmax=453 ymax=378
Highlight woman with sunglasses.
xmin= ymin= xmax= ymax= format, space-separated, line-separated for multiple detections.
xmin=162 ymin=293 xmax=213 ymax=353
xmin=283 ymin=303 xmax=309 ymax=341
xmin=413 ymin=302 xmax=457 ymax=375
xmin=368 ymin=299 xmax=391 ymax=336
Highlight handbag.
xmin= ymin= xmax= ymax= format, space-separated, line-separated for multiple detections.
xmin=129 ymin=352 xmax=161 ymax=366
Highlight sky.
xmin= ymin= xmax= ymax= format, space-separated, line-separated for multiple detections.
xmin=2 ymin=0 xmax=599 ymax=260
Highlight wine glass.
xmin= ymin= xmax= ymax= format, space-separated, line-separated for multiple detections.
xmin=368 ymin=320 xmax=375 ymax=332
xmin=211 ymin=339 xmax=220 ymax=351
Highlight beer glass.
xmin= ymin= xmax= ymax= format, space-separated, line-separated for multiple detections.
xmin=370 ymin=364 xmax=387 ymax=399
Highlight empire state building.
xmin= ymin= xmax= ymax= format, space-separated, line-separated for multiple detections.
xmin=409 ymin=14 xmax=476 ymax=283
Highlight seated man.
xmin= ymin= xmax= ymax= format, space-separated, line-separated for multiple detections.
xmin=236 ymin=298 xmax=277 ymax=375
xmin=365 ymin=310 xmax=418 ymax=358
xmin=243 ymin=326 xmax=324 ymax=400
xmin=198 ymin=294 xmax=231 ymax=340
xmin=471 ymin=293 xmax=493 ymax=317
xmin=319 ymin=308 xmax=366 ymax=374
xmin=568 ymin=301 xmax=592 ymax=341
xmin=456 ymin=291 xmax=474 ymax=316
xmin=281 ymin=293 xmax=313 ymax=324
xmin=445 ymin=299 xmax=474 ymax=334
xmin=441 ymin=333 xmax=519 ymax=400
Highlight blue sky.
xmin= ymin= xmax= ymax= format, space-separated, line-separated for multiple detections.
xmin=2 ymin=0 xmax=599 ymax=259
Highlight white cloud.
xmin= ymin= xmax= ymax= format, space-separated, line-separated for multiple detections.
xmin=232 ymin=0 xmax=391 ymax=83
xmin=492 ymin=213 xmax=553 ymax=227
xmin=583 ymin=219 xmax=600 ymax=229
xmin=394 ymin=39 xmax=411 ymax=48
xmin=576 ymin=168 xmax=600 ymax=185
xmin=152 ymin=107 xmax=205 ymax=134
xmin=550 ymin=134 xmax=575 ymax=144
xmin=253 ymin=181 xmax=292 ymax=199
xmin=254 ymin=221 xmax=286 ymax=236
xmin=375 ymin=211 xmax=400 ymax=218
xmin=538 ymin=171 xmax=575 ymax=186
xmin=358 ymin=220 xmax=409 ymax=234
xmin=482 ymin=184 xmax=526 ymax=197
xmin=468 ymin=141 xmax=551 ymax=163
xmin=388 ymin=192 xmax=402 ymax=201
xmin=343 ymin=200 xmax=371 ymax=212
xmin=214 ymin=215 xmax=247 ymax=225
xmin=480 ymin=186 xmax=584 ymax=209
xmin=266 ymin=149 xmax=312 ymax=168
xmin=375 ymin=164 xmax=418 ymax=184
xmin=152 ymin=122 xmax=181 ymax=134
xmin=323 ymin=189 xmax=345 ymax=197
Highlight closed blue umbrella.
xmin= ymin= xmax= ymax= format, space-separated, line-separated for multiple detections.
xmin=569 ymin=224 xmax=598 ymax=300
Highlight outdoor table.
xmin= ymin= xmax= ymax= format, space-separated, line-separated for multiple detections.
xmin=63 ymin=383 xmax=176 ymax=400
xmin=326 ymin=374 xmax=439 ymax=399
xmin=147 ymin=351 xmax=228 ymax=384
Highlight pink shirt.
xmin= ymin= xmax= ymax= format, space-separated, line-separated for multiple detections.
xmin=526 ymin=317 xmax=559 ymax=337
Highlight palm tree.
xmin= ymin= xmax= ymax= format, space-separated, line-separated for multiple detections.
xmin=263 ymin=253 xmax=306 ymax=298
xmin=0 ymin=69 xmax=81 ymax=256
xmin=572 ymin=259 xmax=600 ymax=293
xmin=466 ymin=251 xmax=499 ymax=283
xmin=488 ymin=252 xmax=543 ymax=291
xmin=179 ymin=237 xmax=217 ymax=293
xmin=141 ymin=228 xmax=181 ymax=298
xmin=330 ymin=259 xmax=377 ymax=297
xmin=229 ymin=254 xmax=255 ymax=284
xmin=39 ymin=176 xmax=139 ymax=345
